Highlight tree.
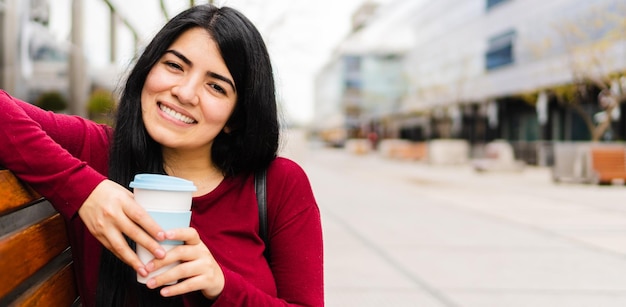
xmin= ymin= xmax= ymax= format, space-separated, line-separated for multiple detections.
xmin=158 ymin=0 xmax=212 ymax=20
xmin=102 ymin=0 xmax=140 ymax=54
xmin=36 ymin=91 xmax=68 ymax=112
xmin=551 ymin=1 xmax=626 ymax=141
xmin=87 ymin=89 xmax=116 ymax=125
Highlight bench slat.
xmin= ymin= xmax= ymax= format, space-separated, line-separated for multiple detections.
xmin=0 ymin=214 xmax=70 ymax=298
xmin=0 ymin=170 xmax=41 ymax=215
xmin=9 ymin=263 xmax=78 ymax=307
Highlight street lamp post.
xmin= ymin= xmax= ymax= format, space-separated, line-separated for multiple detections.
xmin=110 ymin=10 xmax=117 ymax=63
xmin=1 ymin=0 xmax=20 ymax=96
xmin=69 ymin=0 xmax=88 ymax=117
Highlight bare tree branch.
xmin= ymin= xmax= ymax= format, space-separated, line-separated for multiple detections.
xmin=551 ymin=2 xmax=626 ymax=141
xmin=101 ymin=0 xmax=140 ymax=54
xmin=159 ymin=0 xmax=170 ymax=20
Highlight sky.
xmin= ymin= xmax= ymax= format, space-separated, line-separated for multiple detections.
xmin=47 ymin=0 xmax=390 ymax=125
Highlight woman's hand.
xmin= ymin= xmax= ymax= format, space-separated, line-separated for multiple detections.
xmin=144 ymin=227 xmax=225 ymax=299
xmin=78 ymin=179 xmax=167 ymax=276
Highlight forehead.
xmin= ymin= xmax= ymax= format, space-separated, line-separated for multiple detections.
xmin=169 ymin=27 xmax=215 ymax=50
xmin=166 ymin=27 xmax=232 ymax=76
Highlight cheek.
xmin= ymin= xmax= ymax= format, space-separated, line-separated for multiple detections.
xmin=139 ymin=88 xmax=153 ymax=119
xmin=143 ymin=73 xmax=161 ymax=95
xmin=217 ymin=104 xmax=237 ymax=125
xmin=144 ymin=66 xmax=175 ymax=93
xmin=141 ymin=71 xmax=170 ymax=110
xmin=201 ymin=96 xmax=237 ymax=122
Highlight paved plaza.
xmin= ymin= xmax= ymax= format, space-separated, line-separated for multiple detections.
xmin=299 ymin=146 xmax=626 ymax=307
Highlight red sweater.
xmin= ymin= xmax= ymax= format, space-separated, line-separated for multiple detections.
xmin=0 ymin=90 xmax=324 ymax=306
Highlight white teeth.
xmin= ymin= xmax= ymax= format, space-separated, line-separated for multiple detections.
xmin=159 ymin=104 xmax=196 ymax=124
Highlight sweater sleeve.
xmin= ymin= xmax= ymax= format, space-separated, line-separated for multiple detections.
xmin=213 ymin=158 xmax=324 ymax=306
xmin=0 ymin=90 xmax=110 ymax=219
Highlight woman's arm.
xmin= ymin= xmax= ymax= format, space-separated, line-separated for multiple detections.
xmin=266 ymin=159 xmax=324 ymax=306
xmin=143 ymin=158 xmax=323 ymax=306
xmin=217 ymin=158 xmax=324 ymax=306
xmin=0 ymin=90 xmax=108 ymax=217
xmin=0 ymin=90 xmax=166 ymax=274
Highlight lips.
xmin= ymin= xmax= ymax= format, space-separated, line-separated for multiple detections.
xmin=158 ymin=103 xmax=197 ymax=124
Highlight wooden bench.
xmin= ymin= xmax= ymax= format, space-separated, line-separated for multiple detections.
xmin=0 ymin=169 xmax=79 ymax=306
xmin=590 ymin=147 xmax=626 ymax=185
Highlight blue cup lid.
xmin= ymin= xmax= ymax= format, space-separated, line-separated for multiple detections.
xmin=129 ymin=174 xmax=197 ymax=192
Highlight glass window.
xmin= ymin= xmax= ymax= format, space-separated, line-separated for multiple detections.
xmin=344 ymin=56 xmax=361 ymax=73
xmin=485 ymin=30 xmax=516 ymax=70
xmin=486 ymin=0 xmax=511 ymax=11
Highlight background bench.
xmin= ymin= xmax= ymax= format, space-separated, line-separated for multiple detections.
xmin=0 ymin=169 xmax=79 ymax=306
xmin=590 ymin=146 xmax=626 ymax=185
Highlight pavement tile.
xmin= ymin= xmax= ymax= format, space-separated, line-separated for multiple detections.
xmin=303 ymin=147 xmax=626 ymax=307
xmin=448 ymin=291 xmax=626 ymax=307
xmin=326 ymin=290 xmax=446 ymax=307
xmin=391 ymin=247 xmax=626 ymax=290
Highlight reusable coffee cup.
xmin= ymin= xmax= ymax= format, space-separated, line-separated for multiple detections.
xmin=129 ymin=174 xmax=197 ymax=284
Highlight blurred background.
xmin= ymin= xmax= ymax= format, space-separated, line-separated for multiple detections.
xmin=0 ymin=0 xmax=391 ymax=125
xmin=2 ymin=0 xmax=626 ymax=171
xmin=3 ymin=0 xmax=626 ymax=306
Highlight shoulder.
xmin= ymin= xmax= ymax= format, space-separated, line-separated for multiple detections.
xmin=0 ymin=89 xmax=17 ymax=100
xmin=0 ymin=90 xmax=28 ymax=110
xmin=264 ymin=157 xmax=316 ymax=207
xmin=0 ymin=89 xmax=11 ymax=101
xmin=266 ymin=157 xmax=309 ymax=183
xmin=268 ymin=156 xmax=304 ymax=172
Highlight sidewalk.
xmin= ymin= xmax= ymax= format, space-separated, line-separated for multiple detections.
xmin=302 ymin=147 xmax=626 ymax=307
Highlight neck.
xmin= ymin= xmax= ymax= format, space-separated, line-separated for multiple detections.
xmin=162 ymin=148 xmax=223 ymax=196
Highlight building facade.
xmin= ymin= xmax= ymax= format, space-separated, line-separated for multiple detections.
xmin=314 ymin=0 xmax=626 ymax=164
xmin=0 ymin=0 xmax=71 ymax=102
xmin=313 ymin=0 xmax=415 ymax=143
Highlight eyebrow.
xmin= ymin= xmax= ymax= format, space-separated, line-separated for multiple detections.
xmin=164 ymin=49 xmax=236 ymax=92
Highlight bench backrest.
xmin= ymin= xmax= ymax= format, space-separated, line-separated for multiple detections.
xmin=0 ymin=169 xmax=79 ymax=306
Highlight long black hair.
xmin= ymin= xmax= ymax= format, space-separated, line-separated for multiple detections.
xmin=96 ymin=4 xmax=279 ymax=306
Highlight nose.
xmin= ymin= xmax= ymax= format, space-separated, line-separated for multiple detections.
xmin=171 ymin=76 xmax=200 ymax=105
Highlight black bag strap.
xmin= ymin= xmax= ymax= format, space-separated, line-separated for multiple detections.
xmin=255 ymin=169 xmax=269 ymax=261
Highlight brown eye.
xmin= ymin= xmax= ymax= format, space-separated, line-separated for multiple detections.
xmin=165 ymin=61 xmax=183 ymax=70
xmin=209 ymin=83 xmax=226 ymax=94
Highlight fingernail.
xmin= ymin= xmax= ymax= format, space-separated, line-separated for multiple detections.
xmin=138 ymin=267 xmax=148 ymax=277
xmin=147 ymin=279 xmax=156 ymax=288
xmin=161 ymin=288 xmax=170 ymax=296
xmin=155 ymin=248 xmax=165 ymax=258
xmin=166 ymin=231 xmax=175 ymax=239
xmin=145 ymin=262 xmax=154 ymax=271
xmin=157 ymin=231 xmax=165 ymax=240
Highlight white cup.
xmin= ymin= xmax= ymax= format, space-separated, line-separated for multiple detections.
xmin=129 ymin=174 xmax=197 ymax=284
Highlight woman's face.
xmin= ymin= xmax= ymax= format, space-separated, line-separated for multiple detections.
xmin=141 ymin=27 xmax=237 ymax=155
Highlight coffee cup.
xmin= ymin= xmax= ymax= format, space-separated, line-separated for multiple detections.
xmin=129 ymin=174 xmax=197 ymax=284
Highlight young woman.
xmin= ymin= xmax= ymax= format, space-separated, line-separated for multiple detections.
xmin=0 ymin=4 xmax=323 ymax=306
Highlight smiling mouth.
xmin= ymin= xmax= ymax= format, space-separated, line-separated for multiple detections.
xmin=158 ymin=103 xmax=197 ymax=124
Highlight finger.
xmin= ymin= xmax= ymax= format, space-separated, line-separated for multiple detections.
xmin=124 ymin=200 xmax=166 ymax=240
xmin=81 ymin=207 xmax=144 ymax=269
xmin=122 ymin=204 xmax=166 ymax=259
xmin=159 ymin=265 xmax=223 ymax=299
xmin=159 ymin=275 xmax=204 ymax=297
xmin=146 ymin=243 xmax=210 ymax=282
xmin=119 ymin=218 xmax=166 ymax=260
xmin=104 ymin=231 xmax=148 ymax=276
xmin=164 ymin=227 xmax=201 ymax=245
xmin=145 ymin=246 xmax=224 ymax=298
xmin=148 ymin=261 xmax=208 ymax=293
